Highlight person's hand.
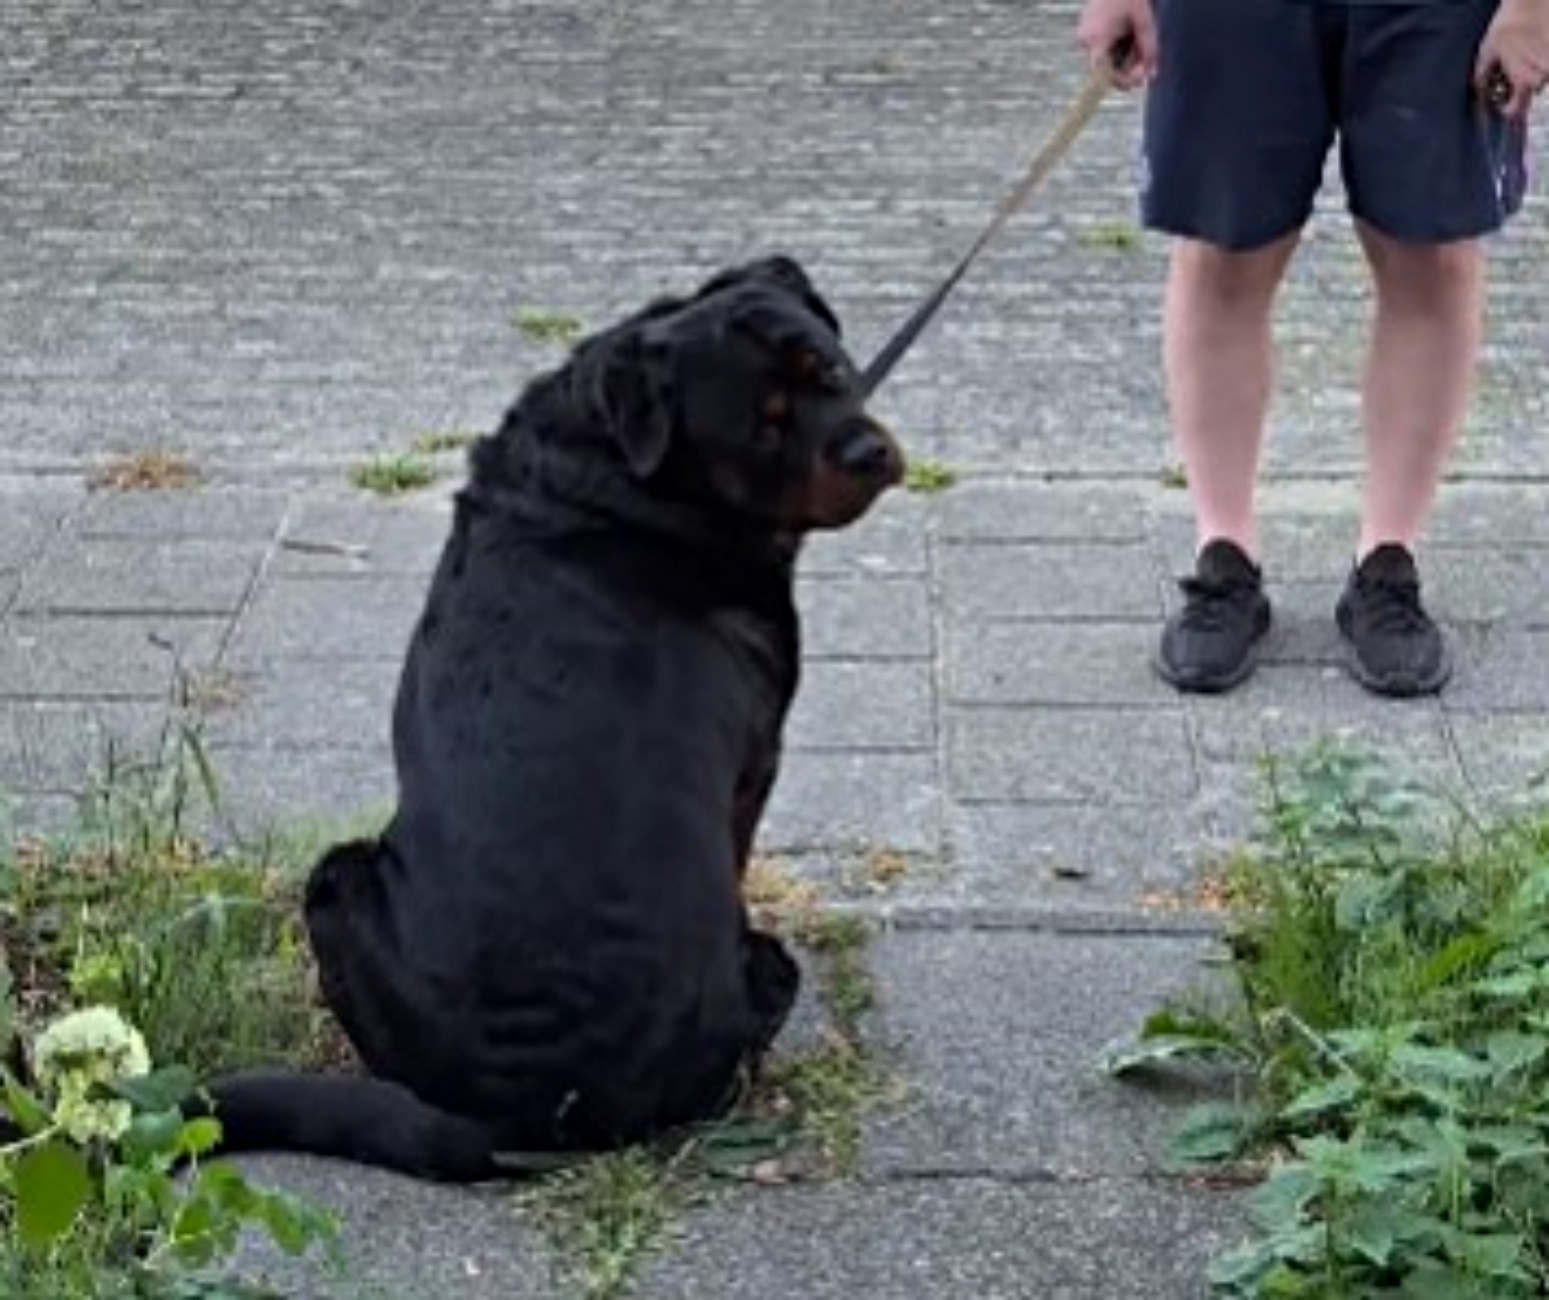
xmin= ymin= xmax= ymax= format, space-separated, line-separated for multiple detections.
xmin=1077 ymin=0 xmax=1157 ymax=90
xmin=1475 ymin=0 xmax=1549 ymax=119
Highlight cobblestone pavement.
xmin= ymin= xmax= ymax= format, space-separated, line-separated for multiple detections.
xmin=4 ymin=0 xmax=1549 ymax=1295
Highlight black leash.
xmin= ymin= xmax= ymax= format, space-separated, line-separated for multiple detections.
xmin=860 ymin=42 xmax=1134 ymax=397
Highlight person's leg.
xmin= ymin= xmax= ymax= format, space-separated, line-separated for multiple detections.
xmin=1333 ymin=0 xmax=1525 ymax=695
xmin=1164 ymin=234 xmax=1300 ymax=561
xmin=1354 ymin=227 xmax=1483 ymax=559
xmin=1141 ymin=0 xmax=1334 ymax=690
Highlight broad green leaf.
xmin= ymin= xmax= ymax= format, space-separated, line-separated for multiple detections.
xmin=1245 ymin=1163 xmax=1320 ymax=1229
xmin=123 ymin=1108 xmax=185 ymax=1164
xmin=176 ymin=1116 xmax=223 ymax=1159
xmin=14 ymin=1140 xmax=92 ymax=1246
xmin=171 ymin=1193 xmax=219 ymax=1265
xmin=1166 ymin=1103 xmax=1254 ymax=1167
xmin=1281 ymin=1074 xmax=1361 ymax=1121
xmin=1485 ymin=1030 xmax=1548 ymax=1080
xmin=1471 ymin=1125 xmax=1546 ymax=1166
xmin=1393 ymin=1044 xmax=1492 ymax=1079
xmin=1452 ymin=1231 xmax=1531 ymax=1281
xmin=1102 ymin=1031 xmax=1244 ymax=1078
xmin=106 ymin=1065 xmax=197 ymax=1113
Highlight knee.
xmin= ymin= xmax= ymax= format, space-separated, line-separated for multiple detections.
xmin=1361 ymin=226 xmax=1482 ymax=310
xmin=1170 ymin=235 xmax=1297 ymax=313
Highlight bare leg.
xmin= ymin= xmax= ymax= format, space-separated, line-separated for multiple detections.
xmin=1163 ymin=233 xmax=1301 ymax=560
xmin=1353 ymin=221 xmax=1482 ymax=558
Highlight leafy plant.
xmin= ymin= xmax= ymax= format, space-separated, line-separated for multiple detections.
xmin=2 ymin=710 xmax=352 ymax=1295
xmin=0 ymin=1005 xmax=336 ymax=1297
xmin=1108 ymin=742 xmax=1549 ymax=1296
xmin=3 ymin=718 xmax=331 ymax=1081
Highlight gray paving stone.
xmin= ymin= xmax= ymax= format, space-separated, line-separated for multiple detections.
xmin=637 ymin=1177 xmax=1240 ymax=1300
xmin=943 ymin=802 xmax=1215 ymax=910
xmin=275 ymin=489 xmax=453 ymax=578
xmin=77 ymin=487 xmax=291 ymax=541
xmin=1445 ymin=627 xmax=1549 ymax=713
xmin=1426 ymin=546 xmax=1549 ymax=628
xmin=943 ymin=619 xmax=1169 ymax=707
xmin=0 ymin=699 xmax=168 ymax=794
xmin=935 ymin=479 xmax=1151 ymax=543
xmin=1447 ymin=712 xmax=1549 ymax=804
xmin=940 ymin=540 xmax=1166 ymax=622
xmin=1429 ymin=483 xmax=1549 ymax=546
xmin=785 ymin=660 xmax=934 ymax=751
xmin=0 ymin=614 xmax=226 ymax=699
xmin=204 ymin=744 xmax=395 ymax=842
xmin=3 ymin=792 xmax=83 ymax=841
xmin=798 ymin=490 xmax=931 ymax=577
xmin=224 ymin=1156 xmax=557 ymax=1300
xmin=862 ymin=929 xmax=1230 ymax=1178
xmin=203 ymin=658 xmax=401 ymax=752
xmin=947 ymin=706 xmax=1195 ymax=806
xmin=1187 ymin=674 xmax=1458 ymax=775
xmin=0 ymin=480 xmax=82 ymax=569
xmin=761 ymin=750 xmax=941 ymax=855
xmin=13 ymin=536 xmax=264 ymax=616
xmin=226 ymin=577 xmax=424 ymax=664
xmin=797 ymin=574 xmax=933 ymax=659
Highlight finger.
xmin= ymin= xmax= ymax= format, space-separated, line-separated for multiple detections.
xmin=1104 ymin=23 xmax=1153 ymax=90
xmin=1130 ymin=4 xmax=1160 ymax=76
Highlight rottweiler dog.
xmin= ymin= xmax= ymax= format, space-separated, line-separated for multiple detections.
xmin=207 ymin=256 xmax=904 ymax=1181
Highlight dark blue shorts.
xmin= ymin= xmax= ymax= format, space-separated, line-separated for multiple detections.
xmin=1142 ymin=0 xmax=1529 ymax=248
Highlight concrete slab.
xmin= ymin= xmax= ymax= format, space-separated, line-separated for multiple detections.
xmin=861 ymin=929 xmax=1231 ymax=1180
xmin=637 ymin=1177 xmax=1241 ymax=1300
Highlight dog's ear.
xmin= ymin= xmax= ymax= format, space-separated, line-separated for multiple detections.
xmin=582 ymin=329 xmax=677 ymax=478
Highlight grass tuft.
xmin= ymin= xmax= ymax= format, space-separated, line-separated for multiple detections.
xmin=409 ymin=430 xmax=481 ymax=457
xmin=903 ymin=459 xmax=957 ymax=494
xmin=513 ymin=308 xmax=585 ymax=346
xmin=1081 ymin=221 xmax=1143 ymax=253
xmin=349 ymin=452 xmax=439 ymax=497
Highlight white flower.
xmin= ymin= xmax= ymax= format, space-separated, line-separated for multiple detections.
xmin=31 ymin=1006 xmax=152 ymax=1145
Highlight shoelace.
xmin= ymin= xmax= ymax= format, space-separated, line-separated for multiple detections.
xmin=1355 ymin=575 xmax=1430 ymax=635
xmin=1176 ymin=576 xmax=1257 ymax=633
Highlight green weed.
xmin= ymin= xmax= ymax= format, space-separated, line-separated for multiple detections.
xmin=348 ymin=452 xmax=438 ymax=497
xmin=904 ymin=459 xmax=957 ymax=493
xmin=513 ymin=308 xmax=585 ymax=346
xmin=1109 ymin=742 xmax=1549 ymax=1297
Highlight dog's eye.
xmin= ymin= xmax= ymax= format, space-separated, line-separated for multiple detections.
xmin=763 ymin=391 xmax=790 ymax=424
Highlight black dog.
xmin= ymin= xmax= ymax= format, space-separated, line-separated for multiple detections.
xmin=207 ymin=257 xmax=904 ymax=1181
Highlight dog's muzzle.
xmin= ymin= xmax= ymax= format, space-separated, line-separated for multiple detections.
xmin=829 ymin=419 xmax=905 ymax=487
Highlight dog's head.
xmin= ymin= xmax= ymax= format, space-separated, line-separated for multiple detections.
xmin=574 ymin=256 xmax=905 ymax=532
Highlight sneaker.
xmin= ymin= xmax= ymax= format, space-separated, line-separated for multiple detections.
xmin=1335 ymin=543 xmax=1452 ymax=697
xmin=1155 ymin=538 xmax=1272 ymax=693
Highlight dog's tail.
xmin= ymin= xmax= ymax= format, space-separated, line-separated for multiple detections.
xmin=203 ymin=1070 xmax=504 ymax=1183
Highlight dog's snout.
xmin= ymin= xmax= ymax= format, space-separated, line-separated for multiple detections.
xmin=833 ymin=424 xmax=905 ymax=483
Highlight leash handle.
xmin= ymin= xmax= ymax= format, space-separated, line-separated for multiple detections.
xmin=860 ymin=38 xmax=1133 ymax=397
